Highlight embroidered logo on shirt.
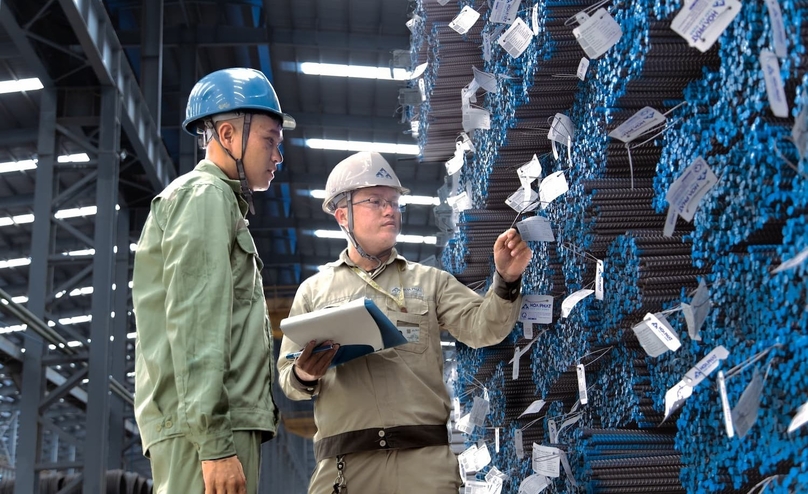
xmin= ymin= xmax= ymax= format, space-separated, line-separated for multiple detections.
xmin=376 ymin=168 xmax=393 ymax=179
xmin=390 ymin=287 xmax=424 ymax=298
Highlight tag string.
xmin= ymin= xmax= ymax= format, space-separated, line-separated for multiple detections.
xmin=724 ymin=344 xmax=782 ymax=380
xmin=563 ymin=0 xmax=611 ymax=26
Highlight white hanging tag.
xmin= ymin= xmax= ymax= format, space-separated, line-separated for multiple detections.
xmin=561 ymin=289 xmax=594 ymax=318
xmin=526 ymin=295 xmax=553 ymax=324
xmin=731 ymin=368 xmax=764 ymax=438
xmin=450 ymin=6 xmax=481 ymax=35
xmin=764 ymin=0 xmax=788 ymax=57
xmin=665 ymin=156 xmax=718 ymax=222
xmin=448 ymin=191 xmax=472 ymax=213
xmin=576 ymin=57 xmax=590 ymax=80
xmin=408 ymin=62 xmax=429 ymax=80
xmin=487 ymin=479 xmax=504 ymax=494
xmin=506 ymin=186 xmax=540 ymax=212
xmin=689 ymin=279 xmax=711 ymax=339
xmin=548 ymin=419 xmax=558 ymax=443
xmin=513 ymin=346 xmax=521 ymax=380
xmin=576 ymin=364 xmax=588 ymax=405
xmin=559 ymin=450 xmax=579 ymax=487
xmin=399 ymin=87 xmax=422 ymax=106
xmin=454 ymin=396 xmax=461 ymax=421
xmin=788 ymin=400 xmax=808 ymax=433
xmin=405 ymin=15 xmax=422 ymax=33
xmin=487 ymin=466 xmax=508 ymax=483
xmin=437 ymin=0 xmax=451 ymax=5
xmin=490 ymin=0 xmax=522 ymax=24
xmin=462 ymin=79 xmax=480 ymax=106
xmin=664 ymin=379 xmax=693 ymax=420
xmin=572 ymin=8 xmax=623 ymax=59
xmin=532 ymin=444 xmax=561 ymax=477
xmin=531 ymin=4 xmax=540 ymax=35
xmin=681 ymin=303 xmax=698 ymax=341
xmin=608 ymin=107 xmax=667 ymax=143
xmin=671 ymin=0 xmax=742 ymax=52
xmin=717 ymin=371 xmax=735 ymax=438
xmin=558 ymin=413 xmax=582 ymax=434
xmin=595 ymin=260 xmax=604 ymax=300
xmin=643 ymin=313 xmax=682 ymax=352
xmin=470 ymin=396 xmax=490 ymax=427
xmin=514 ymin=429 xmax=525 ymax=459
xmin=518 ymin=154 xmax=543 ymax=181
xmin=524 ymin=321 xmax=534 ymax=339
xmin=497 ymin=18 xmax=533 ymax=58
xmin=484 ymin=387 xmax=490 ymax=401
xmin=760 ymin=49 xmax=789 ymax=118
xmin=495 ymin=428 xmax=500 ymax=454
xmin=517 ymin=216 xmax=555 ymax=242
xmin=472 ymin=66 xmax=499 ymax=93
xmin=459 ymin=444 xmax=479 ymax=473
xmin=417 ymin=78 xmax=427 ymax=102
xmin=474 ymin=442 xmax=492 ymax=470
xmin=518 ymin=474 xmax=550 ymax=494
xmin=663 ymin=206 xmax=678 ymax=237
xmin=547 ymin=113 xmax=575 ymax=146
xmin=482 ymin=32 xmax=493 ymax=62
xmin=462 ymin=107 xmax=491 ymax=132
xmin=632 ymin=320 xmax=670 ymax=358
xmin=520 ymin=399 xmax=546 ymax=417
xmin=464 ymin=480 xmax=489 ymax=494
xmin=446 ymin=144 xmax=465 ymax=175
xmin=539 ymin=171 xmax=569 ymax=209
xmin=457 ymin=412 xmax=475 ymax=434
xmin=772 ymin=246 xmax=808 ymax=273
xmin=681 ymin=345 xmax=730 ymax=388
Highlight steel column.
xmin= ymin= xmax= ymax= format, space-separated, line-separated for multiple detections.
xmin=82 ymin=85 xmax=121 ymax=494
xmin=107 ymin=208 xmax=130 ymax=470
xmin=140 ymin=0 xmax=163 ymax=129
xmin=14 ymin=88 xmax=57 ymax=494
xmin=178 ymin=42 xmax=197 ymax=175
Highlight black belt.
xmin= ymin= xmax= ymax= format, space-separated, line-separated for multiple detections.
xmin=314 ymin=424 xmax=449 ymax=462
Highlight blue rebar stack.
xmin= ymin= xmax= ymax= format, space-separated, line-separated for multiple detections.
xmin=409 ymin=0 xmax=808 ymax=491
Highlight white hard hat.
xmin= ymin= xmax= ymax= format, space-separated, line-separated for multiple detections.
xmin=322 ymin=152 xmax=410 ymax=214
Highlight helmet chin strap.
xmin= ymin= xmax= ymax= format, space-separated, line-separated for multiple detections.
xmin=210 ymin=114 xmax=256 ymax=215
xmin=341 ymin=191 xmax=388 ymax=270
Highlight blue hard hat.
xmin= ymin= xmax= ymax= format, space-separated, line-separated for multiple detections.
xmin=182 ymin=67 xmax=296 ymax=135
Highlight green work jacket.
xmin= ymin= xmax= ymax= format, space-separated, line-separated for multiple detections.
xmin=132 ymin=160 xmax=278 ymax=461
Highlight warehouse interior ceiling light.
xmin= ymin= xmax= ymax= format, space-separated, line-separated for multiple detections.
xmin=309 ymin=189 xmax=439 ymax=205
xmin=313 ymin=229 xmax=436 ymax=244
xmin=299 ymin=62 xmax=410 ymax=81
xmin=0 ymin=153 xmax=91 ymax=175
xmin=0 ymin=77 xmax=43 ymax=94
xmin=305 ymin=139 xmax=420 ymax=156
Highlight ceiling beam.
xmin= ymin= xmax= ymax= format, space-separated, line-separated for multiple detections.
xmin=116 ymin=27 xmax=409 ymax=52
xmin=293 ymin=113 xmax=406 ymax=133
xmin=57 ymin=0 xmax=176 ymax=191
xmin=0 ymin=127 xmax=38 ymax=147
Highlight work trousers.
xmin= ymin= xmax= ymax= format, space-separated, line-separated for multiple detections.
xmin=149 ymin=431 xmax=262 ymax=494
xmin=308 ymin=445 xmax=461 ymax=494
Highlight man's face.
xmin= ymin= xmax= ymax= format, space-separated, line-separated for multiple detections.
xmin=339 ymin=186 xmax=402 ymax=254
xmin=242 ymin=114 xmax=284 ymax=191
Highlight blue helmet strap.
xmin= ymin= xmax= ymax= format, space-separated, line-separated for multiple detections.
xmin=211 ymin=113 xmax=256 ymax=215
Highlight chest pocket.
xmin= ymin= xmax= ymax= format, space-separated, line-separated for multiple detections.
xmin=232 ymin=228 xmax=263 ymax=301
xmin=386 ymin=297 xmax=430 ymax=354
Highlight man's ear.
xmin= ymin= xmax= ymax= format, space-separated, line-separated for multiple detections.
xmin=217 ymin=121 xmax=236 ymax=146
xmin=334 ymin=208 xmax=348 ymax=227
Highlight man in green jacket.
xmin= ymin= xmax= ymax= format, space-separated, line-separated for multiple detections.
xmin=132 ymin=67 xmax=295 ymax=494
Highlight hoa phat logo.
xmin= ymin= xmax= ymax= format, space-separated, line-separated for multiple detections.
xmin=376 ymin=168 xmax=393 ymax=179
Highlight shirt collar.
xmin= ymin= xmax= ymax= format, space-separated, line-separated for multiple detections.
xmin=194 ymin=160 xmax=250 ymax=216
xmin=331 ymin=247 xmax=406 ymax=271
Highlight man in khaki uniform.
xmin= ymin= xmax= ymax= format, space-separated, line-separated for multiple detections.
xmin=278 ymin=152 xmax=533 ymax=493
xmin=133 ymin=68 xmax=295 ymax=494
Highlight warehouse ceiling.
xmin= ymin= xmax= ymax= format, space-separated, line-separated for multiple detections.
xmin=0 ymin=0 xmax=441 ymax=475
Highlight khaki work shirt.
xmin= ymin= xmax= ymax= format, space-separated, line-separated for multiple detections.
xmin=278 ymin=249 xmax=521 ymax=448
xmin=133 ymin=160 xmax=278 ymax=461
